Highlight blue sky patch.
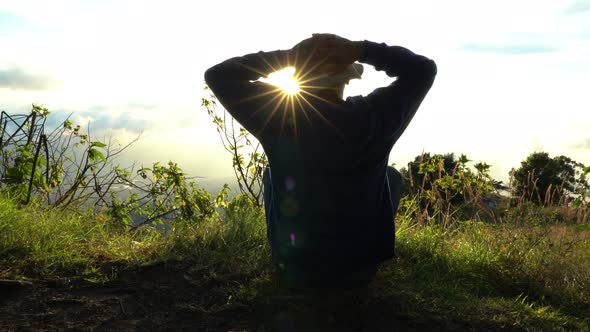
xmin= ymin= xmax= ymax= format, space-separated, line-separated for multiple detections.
xmin=564 ymin=0 xmax=590 ymax=14
xmin=459 ymin=43 xmax=559 ymax=55
xmin=0 ymin=11 xmax=29 ymax=32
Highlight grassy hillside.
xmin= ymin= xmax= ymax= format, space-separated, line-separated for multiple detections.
xmin=1 ymin=193 xmax=589 ymax=331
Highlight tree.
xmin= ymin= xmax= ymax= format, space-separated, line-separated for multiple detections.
xmin=511 ymin=152 xmax=586 ymax=206
xmin=398 ymin=152 xmax=497 ymax=224
xmin=400 ymin=153 xmax=460 ymax=199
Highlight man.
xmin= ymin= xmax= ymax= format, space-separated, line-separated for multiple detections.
xmin=205 ymin=34 xmax=436 ymax=288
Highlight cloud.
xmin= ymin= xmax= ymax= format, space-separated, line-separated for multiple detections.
xmin=459 ymin=42 xmax=559 ymax=55
xmin=44 ymin=104 xmax=153 ymax=132
xmin=571 ymin=138 xmax=590 ymax=149
xmin=564 ymin=0 xmax=590 ymax=14
xmin=0 ymin=66 xmax=57 ymax=90
xmin=30 ymin=101 xmax=204 ymax=136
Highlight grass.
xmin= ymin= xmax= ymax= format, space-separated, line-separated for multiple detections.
xmin=0 ymin=193 xmax=268 ymax=281
xmin=1 ymin=193 xmax=589 ymax=331
xmin=387 ymin=217 xmax=590 ymax=330
xmin=0 ymin=194 xmax=162 ymax=280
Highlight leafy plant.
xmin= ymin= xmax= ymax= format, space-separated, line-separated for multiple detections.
xmin=202 ymin=88 xmax=267 ymax=206
xmin=0 ymin=105 xmax=216 ymax=228
xmin=112 ymin=161 xmax=215 ymax=229
xmin=398 ymin=153 xmax=498 ymax=225
xmin=0 ymin=105 xmax=136 ymax=207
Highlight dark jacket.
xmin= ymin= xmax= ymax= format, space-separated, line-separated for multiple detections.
xmin=205 ymin=41 xmax=436 ymax=274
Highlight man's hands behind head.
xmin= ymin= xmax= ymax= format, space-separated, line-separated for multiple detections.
xmin=290 ymin=33 xmax=363 ymax=76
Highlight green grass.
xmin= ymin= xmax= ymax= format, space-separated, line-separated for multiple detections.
xmin=0 ymin=194 xmax=163 ymax=280
xmin=0 ymin=193 xmax=589 ymax=331
xmin=0 ymin=193 xmax=269 ymax=282
xmin=384 ymin=218 xmax=590 ymax=330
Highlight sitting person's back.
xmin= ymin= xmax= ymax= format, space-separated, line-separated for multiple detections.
xmin=205 ymin=34 xmax=437 ymax=288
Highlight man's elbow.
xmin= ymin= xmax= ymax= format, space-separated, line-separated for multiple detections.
xmin=204 ymin=66 xmax=218 ymax=87
xmin=414 ymin=59 xmax=437 ymax=88
xmin=422 ymin=59 xmax=437 ymax=80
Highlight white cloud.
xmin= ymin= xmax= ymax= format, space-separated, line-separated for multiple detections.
xmin=0 ymin=65 xmax=58 ymax=90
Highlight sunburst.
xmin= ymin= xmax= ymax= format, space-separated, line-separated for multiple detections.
xmin=240 ymin=52 xmax=346 ymax=138
xmin=259 ymin=67 xmax=301 ymax=95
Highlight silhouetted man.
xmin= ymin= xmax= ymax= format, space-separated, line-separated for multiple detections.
xmin=205 ymin=34 xmax=436 ymax=288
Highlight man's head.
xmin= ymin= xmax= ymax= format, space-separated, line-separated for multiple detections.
xmin=290 ymin=34 xmax=364 ymax=99
xmin=309 ymin=62 xmax=364 ymax=87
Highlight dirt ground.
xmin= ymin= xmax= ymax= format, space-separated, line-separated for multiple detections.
xmin=0 ymin=262 xmax=436 ymax=332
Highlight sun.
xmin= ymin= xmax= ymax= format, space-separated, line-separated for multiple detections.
xmin=260 ymin=67 xmax=300 ymax=95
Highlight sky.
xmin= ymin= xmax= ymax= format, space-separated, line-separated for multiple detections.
xmin=0 ymin=0 xmax=589 ymax=183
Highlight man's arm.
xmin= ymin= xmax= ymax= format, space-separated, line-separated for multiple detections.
xmin=358 ymin=41 xmax=437 ymax=145
xmin=301 ymin=34 xmax=436 ymax=145
xmin=204 ymin=49 xmax=292 ymax=136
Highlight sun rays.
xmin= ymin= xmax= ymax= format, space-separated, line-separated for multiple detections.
xmin=238 ymin=51 xmax=348 ymax=139
xmin=260 ymin=67 xmax=301 ymax=95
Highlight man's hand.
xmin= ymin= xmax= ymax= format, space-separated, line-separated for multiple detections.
xmin=310 ymin=33 xmax=363 ymax=64
xmin=290 ymin=33 xmax=363 ymax=73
